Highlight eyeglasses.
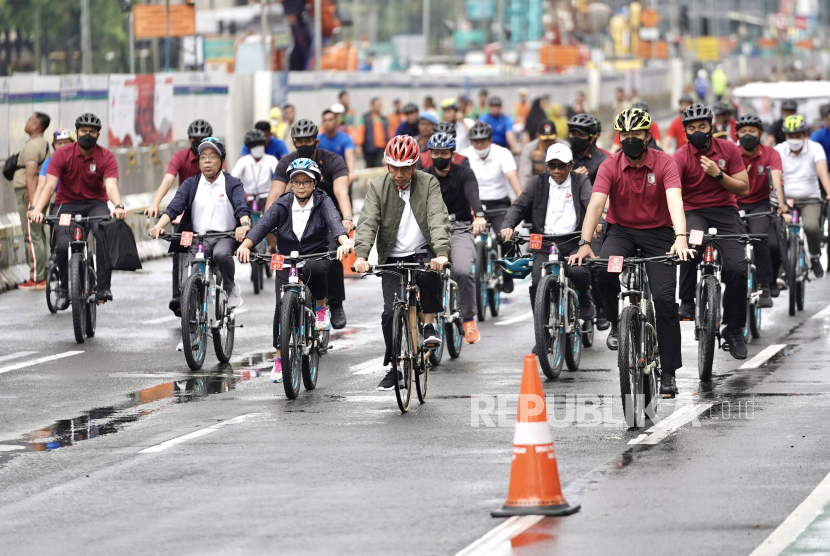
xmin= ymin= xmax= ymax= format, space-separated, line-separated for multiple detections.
xmin=546 ymin=162 xmax=570 ymax=170
xmin=199 ymin=154 xmax=220 ymax=162
xmin=289 ymin=179 xmax=315 ymax=188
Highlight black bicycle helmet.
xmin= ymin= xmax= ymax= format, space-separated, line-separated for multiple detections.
xmin=631 ymin=100 xmax=649 ymax=112
xmin=469 ymin=121 xmax=493 ymax=140
xmin=679 ymin=93 xmax=694 ymax=104
xmin=427 ymin=132 xmax=456 ymax=151
xmin=713 ymin=100 xmax=733 ymax=115
xmin=75 ymin=112 xmax=102 ymax=130
xmin=244 ymin=129 xmax=267 ymax=147
xmin=187 ymin=119 xmax=213 ymax=139
xmin=593 ymin=116 xmax=602 ymax=133
xmin=781 ymin=99 xmax=798 ymax=112
xmin=434 ymin=121 xmax=457 ymax=137
xmin=735 ymin=114 xmax=764 ymax=131
xmin=402 ymin=102 xmax=419 ymax=114
xmin=197 ymin=137 xmax=226 ymax=160
xmin=488 ymin=96 xmax=503 ymax=106
xmin=681 ymin=103 xmax=714 ymax=125
xmin=291 ymin=118 xmax=319 ymax=139
xmin=568 ymin=113 xmax=598 ymax=135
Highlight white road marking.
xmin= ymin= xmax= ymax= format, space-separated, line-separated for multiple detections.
xmin=0 ymin=351 xmax=37 ymax=364
xmin=453 ymin=515 xmax=545 ymax=556
xmin=138 ymin=413 xmax=256 ymax=453
xmin=0 ymin=445 xmax=26 ymax=452
xmin=0 ymin=351 xmax=84 ymax=375
xmin=749 ymin=468 xmax=830 ymax=556
xmin=350 ymin=357 xmax=384 ymax=371
xmin=631 ymin=403 xmax=713 ymax=446
xmin=494 ymin=311 xmax=533 ymax=326
xmin=141 ymin=315 xmax=178 ymax=325
xmin=810 ymin=302 xmax=830 ymax=320
xmin=351 ymin=357 xmax=388 ymax=375
xmin=740 ymin=344 xmax=787 ymax=369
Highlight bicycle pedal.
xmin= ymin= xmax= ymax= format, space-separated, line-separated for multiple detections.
xmin=662 ymin=392 xmax=676 ymax=399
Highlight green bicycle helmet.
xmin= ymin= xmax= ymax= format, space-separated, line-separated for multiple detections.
xmin=782 ymin=114 xmax=808 ymax=134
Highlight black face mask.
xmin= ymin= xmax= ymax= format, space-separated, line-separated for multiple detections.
xmin=78 ymin=133 xmax=98 ymax=150
xmin=432 ymin=156 xmax=451 ymax=170
xmin=686 ymin=130 xmax=711 ymax=150
xmin=569 ymin=137 xmax=591 ymax=155
xmin=621 ymin=137 xmax=646 ymax=159
xmin=739 ymin=134 xmax=760 ymax=151
xmin=296 ymin=145 xmax=316 ymax=159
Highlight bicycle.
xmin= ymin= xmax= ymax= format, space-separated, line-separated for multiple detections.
xmin=474 ymin=207 xmax=509 ymax=321
xmin=687 ymin=230 xmax=766 ymax=381
xmin=247 ymin=195 xmax=272 ymax=295
xmin=354 ymin=253 xmax=450 ymax=413
xmin=159 ymin=231 xmax=239 ymax=370
xmin=738 ymin=211 xmax=773 ymax=341
xmin=784 ymin=206 xmax=809 ymax=317
xmin=584 ymin=253 xmax=680 ymax=428
xmin=45 ymin=214 xmax=111 ymax=343
xmin=430 ymin=223 xmax=469 ymax=365
xmin=251 ymin=250 xmax=334 ymax=399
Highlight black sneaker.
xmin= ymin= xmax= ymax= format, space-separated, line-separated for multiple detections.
xmin=759 ymin=287 xmax=773 ymax=308
xmin=812 ymin=256 xmax=825 ymax=278
xmin=56 ymin=291 xmax=69 ymax=311
xmin=722 ymin=328 xmax=748 ymax=360
xmin=769 ymin=280 xmax=780 ymax=298
xmin=606 ymin=323 xmax=619 ymax=351
xmin=330 ymin=303 xmax=347 ymax=329
xmin=501 ymin=274 xmax=514 ymax=294
xmin=423 ymin=323 xmax=442 ymax=348
xmin=595 ymin=307 xmax=610 ymax=330
xmin=578 ymin=295 xmax=596 ymax=320
xmin=96 ymin=289 xmax=113 ymax=303
xmin=660 ymin=373 xmax=678 ymax=398
xmin=169 ymin=297 xmax=181 ymax=317
xmin=377 ymin=369 xmax=401 ymax=391
xmin=678 ymin=300 xmax=695 ymax=320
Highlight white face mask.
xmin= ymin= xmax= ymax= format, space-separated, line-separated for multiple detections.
xmin=250 ymin=145 xmax=265 ymax=159
xmin=473 ymin=146 xmax=490 ymax=159
xmin=787 ymin=138 xmax=804 ymax=152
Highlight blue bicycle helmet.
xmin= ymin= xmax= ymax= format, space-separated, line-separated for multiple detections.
xmin=497 ymin=256 xmax=533 ymax=279
xmin=428 ymin=132 xmax=456 ymax=151
xmin=287 ymin=158 xmax=322 ymax=182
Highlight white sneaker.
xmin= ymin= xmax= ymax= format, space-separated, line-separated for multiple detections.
xmin=270 ymin=359 xmax=283 ymax=383
xmin=228 ymin=284 xmax=243 ymax=308
xmin=176 ymin=341 xmax=184 ymax=352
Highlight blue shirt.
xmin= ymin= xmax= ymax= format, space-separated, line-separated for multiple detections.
xmin=40 ymin=156 xmax=59 ymax=191
xmin=811 ymin=126 xmax=830 ymax=160
xmin=478 ymin=113 xmax=514 ymax=148
xmin=317 ymin=131 xmax=355 ymax=161
xmin=240 ymin=135 xmax=289 ymax=159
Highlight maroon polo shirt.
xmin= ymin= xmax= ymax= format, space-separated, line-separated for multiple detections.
xmin=166 ymin=147 xmax=201 ymax=182
xmin=739 ymin=144 xmax=783 ymax=205
xmin=672 ymin=137 xmax=745 ymax=211
xmin=47 ymin=142 xmax=119 ymax=205
xmin=593 ymin=148 xmax=681 ymax=229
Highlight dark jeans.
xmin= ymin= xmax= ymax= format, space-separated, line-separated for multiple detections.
xmin=327 ymin=231 xmax=346 ymax=305
xmin=737 ymin=200 xmax=774 ymax=284
xmin=381 ymin=252 xmax=443 ymax=367
xmin=680 ymin=206 xmax=747 ymax=331
xmin=364 ymin=150 xmax=385 ymax=168
xmin=597 ymin=225 xmax=682 ymax=374
xmin=54 ymin=200 xmax=111 ymax=293
xmin=529 ymin=238 xmax=590 ymax=310
xmin=272 ymin=258 xmax=331 ymax=349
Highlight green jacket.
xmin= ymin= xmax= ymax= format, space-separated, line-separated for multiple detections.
xmin=354 ymin=170 xmax=451 ymax=264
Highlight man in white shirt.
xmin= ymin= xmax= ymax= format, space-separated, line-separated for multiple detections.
xmin=232 ymin=129 xmax=278 ymax=202
xmin=500 ymin=144 xmax=595 ymax=320
xmin=775 ymin=114 xmax=830 ymax=277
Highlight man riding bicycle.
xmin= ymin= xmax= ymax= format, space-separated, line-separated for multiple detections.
xmin=232 ymin=128 xmax=279 ymax=206
xmin=353 ymin=135 xmax=452 ymax=391
xmin=673 ymin=103 xmax=750 ymax=359
xmin=237 ymin=158 xmax=352 ymax=384
xmin=569 ymin=108 xmax=694 ymax=397
xmin=775 ymin=114 xmax=830 ymax=279
xmin=28 ymin=113 xmax=127 ymax=308
xmin=423 ymin=131 xmax=485 ymax=343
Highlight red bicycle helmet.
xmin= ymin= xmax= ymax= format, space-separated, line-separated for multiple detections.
xmin=384 ymin=135 xmax=420 ymax=167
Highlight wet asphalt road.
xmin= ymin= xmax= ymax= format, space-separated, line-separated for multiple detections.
xmin=2 ymin=257 xmax=830 ymax=555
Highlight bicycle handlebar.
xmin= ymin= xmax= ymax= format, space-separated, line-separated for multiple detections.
xmin=699 ymin=233 xmax=767 ymax=244
xmin=249 ymin=251 xmax=337 ymax=264
xmin=158 ymin=230 xmax=236 ymax=241
xmin=351 ymin=261 xmax=452 ymax=275
xmin=510 ymin=231 xmax=582 ymax=244
xmin=44 ymin=214 xmax=112 ymax=223
xmin=581 ymin=254 xmax=681 ymax=267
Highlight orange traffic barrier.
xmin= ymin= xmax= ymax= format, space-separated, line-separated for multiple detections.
xmin=492 ymin=355 xmax=580 ymax=517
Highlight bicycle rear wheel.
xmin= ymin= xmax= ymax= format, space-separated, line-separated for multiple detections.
xmin=213 ymin=295 xmax=235 ymax=363
xmin=564 ymin=293 xmax=581 ymax=371
xmin=69 ymin=253 xmax=86 ymax=344
xmin=643 ymin=301 xmax=659 ymax=414
xmin=698 ymin=275 xmax=719 ymax=382
xmin=280 ymin=291 xmax=303 ymax=399
xmin=748 ymin=265 xmax=761 ymax=339
xmin=534 ymin=274 xmax=564 ymax=379
xmin=475 ymin=242 xmax=487 ymax=322
xmin=618 ymin=306 xmax=644 ymax=428
xmin=788 ymin=234 xmax=799 ymax=316
xmin=84 ymin=265 xmax=96 ymax=338
xmin=415 ymin=319 xmax=429 ymax=404
xmin=45 ymin=264 xmax=60 ymax=314
xmin=487 ymin=250 xmax=501 ymax=317
xmin=446 ymin=284 xmax=463 ymax=359
xmin=181 ymin=273 xmax=208 ymax=370
xmin=302 ymin=324 xmax=319 ymax=391
xmin=392 ymin=306 xmax=413 ymax=413
xmin=429 ymin=313 xmax=445 ymax=366
xmin=796 ymin=251 xmax=806 ymax=311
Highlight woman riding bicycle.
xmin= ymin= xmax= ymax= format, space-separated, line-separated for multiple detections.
xmin=236 ymin=158 xmax=351 ymax=384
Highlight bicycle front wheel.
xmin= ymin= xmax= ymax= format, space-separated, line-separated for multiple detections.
xmin=748 ymin=265 xmax=761 ymax=339
xmin=69 ymin=253 xmax=86 ymax=344
xmin=280 ymin=291 xmax=303 ymax=399
xmin=446 ymin=284 xmax=463 ymax=359
xmin=392 ymin=305 xmax=413 ymax=413
xmin=618 ymin=306 xmax=644 ymax=429
xmin=213 ymin=297 xmax=235 ymax=363
xmin=84 ymin=265 xmax=96 ymax=338
xmin=564 ymin=293 xmax=581 ymax=372
xmin=488 ymin=250 xmax=501 ymax=317
xmin=698 ymin=275 xmax=719 ymax=382
xmin=45 ymin=264 xmax=60 ymax=314
xmin=302 ymin=330 xmax=319 ymax=391
xmin=181 ymin=273 xmax=208 ymax=370
xmin=534 ymin=274 xmax=564 ymax=379
xmin=788 ymin=234 xmax=799 ymax=316
xmin=475 ymin=242 xmax=487 ymax=322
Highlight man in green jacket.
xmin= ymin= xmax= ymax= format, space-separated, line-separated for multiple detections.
xmin=354 ymin=135 xmax=452 ymax=391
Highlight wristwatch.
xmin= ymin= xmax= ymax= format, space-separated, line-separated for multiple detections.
xmin=115 ymin=203 xmax=125 ymax=209
xmin=578 ymin=239 xmax=590 ymax=247
xmin=475 ymin=211 xmax=485 ymax=218
xmin=343 ymin=216 xmax=353 ymax=221
xmin=714 ymin=171 xmax=724 ymax=181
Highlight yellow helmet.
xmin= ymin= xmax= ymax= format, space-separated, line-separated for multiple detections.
xmin=782 ymin=114 xmax=808 ymax=134
xmin=614 ymin=108 xmax=652 ymax=132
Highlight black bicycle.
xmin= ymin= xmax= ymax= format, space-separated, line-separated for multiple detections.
xmin=45 ymin=214 xmax=111 ymax=343
xmin=431 ymin=224 xmax=468 ymax=365
xmin=252 ymin=250 xmax=335 ymax=399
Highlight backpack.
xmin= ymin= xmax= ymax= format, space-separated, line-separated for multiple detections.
xmin=99 ymin=219 xmax=143 ymax=271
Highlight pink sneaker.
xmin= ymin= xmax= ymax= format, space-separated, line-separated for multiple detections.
xmin=316 ymin=306 xmax=331 ymax=331
xmin=270 ymin=359 xmax=283 ymax=383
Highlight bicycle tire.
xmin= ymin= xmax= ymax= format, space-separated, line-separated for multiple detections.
xmin=181 ymin=274 xmax=208 ymax=370
xmin=429 ymin=310 xmax=445 ymax=366
xmin=415 ymin=316 xmax=429 ymax=404
xmin=534 ymin=274 xmax=564 ymax=379
xmin=564 ymin=293 xmax=581 ymax=371
xmin=392 ymin=305 xmax=413 ymax=412
xmin=280 ymin=291 xmax=303 ymax=399
xmin=446 ymin=284 xmax=463 ymax=359
xmin=618 ymin=305 xmax=644 ymax=428
xmin=302 ymin=320 xmax=319 ymax=391
xmin=487 ymin=250 xmax=501 ymax=318
xmin=788 ymin=234 xmax=799 ymax=316
xmin=643 ymin=301 xmax=658 ymax=415
xmin=212 ymin=295 xmax=235 ymax=363
xmin=45 ymin=264 xmax=60 ymax=314
xmin=69 ymin=253 xmax=86 ymax=344
xmin=252 ymin=261 xmax=262 ymax=294
xmin=84 ymin=266 xmax=96 ymax=338
xmin=698 ymin=275 xmax=719 ymax=382
xmin=475 ymin=242 xmax=487 ymax=322
xmin=748 ymin=265 xmax=761 ymax=339
xmin=797 ymin=248 xmax=806 ymax=311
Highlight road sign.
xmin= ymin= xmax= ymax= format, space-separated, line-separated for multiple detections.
xmin=773 ymin=12 xmax=789 ymax=32
xmin=640 ymin=7 xmax=660 ymax=28
xmin=134 ymin=5 xmax=196 ymax=39
xmin=695 ymin=36 xmax=720 ymax=61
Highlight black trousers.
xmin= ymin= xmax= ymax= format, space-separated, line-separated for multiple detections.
xmin=364 ymin=150 xmax=385 ymax=168
xmin=770 ymin=216 xmax=785 ymax=279
xmin=680 ymin=206 xmax=747 ymax=331
xmin=529 ymin=238 xmax=590 ymax=309
xmin=327 ymin=232 xmax=346 ymax=305
xmin=737 ymin=200 xmax=774 ymax=285
xmin=272 ymin=258 xmax=331 ymax=349
xmin=597 ymin=225 xmax=682 ymax=374
xmin=589 ymin=224 xmax=605 ymax=313
xmin=54 ymin=200 xmax=111 ymax=293
xmin=381 ymin=252 xmax=443 ymax=366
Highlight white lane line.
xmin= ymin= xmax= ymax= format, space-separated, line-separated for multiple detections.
xmin=749 ymin=468 xmax=830 ymax=556
xmin=0 ymin=351 xmax=84 ymax=375
xmin=353 ymin=362 xmax=389 ymax=375
xmin=138 ymin=413 xmax=256 ymax=454
xmin=740 ymin=344 xmax=787 ymax=369
xmin=350 ymin=357 xmax=384 ymax=373
xmin=810 ymin=302 xmax=830 ymax=320
xmin=629 ymin=403 xmax=714 ymax=446
xmin=0 ymin=351 xmax=37 ymax=364
xmin=141 ymin=315 xmax=178 ymax=325
xmin=0 ymin=445 xmax=26 ymax=452
xmin=453 ymin=515 xmax=545 ymax=556
xmin=494 ymin=311 xmax=533 ymax=326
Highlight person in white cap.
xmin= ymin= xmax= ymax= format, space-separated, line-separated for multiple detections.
xmin=500 ymin=143 xmax=595 ymax=322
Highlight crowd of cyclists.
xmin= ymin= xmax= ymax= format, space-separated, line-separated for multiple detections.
xmin=20 ymin=86 xmax=830 ymax=403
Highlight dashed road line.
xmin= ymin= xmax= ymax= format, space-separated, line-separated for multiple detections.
xmin=630 ymin=403 xmax=713 ymax=445
xmin=453 ymin=515 xmax=545 ymax=556
xmin=0 ymin=351 xmax=84 ymax=375
xmin=0 ymin=351 xmax=38 ymax=364
xmin=138 ymin=413 xmax=256 ymax=454
xmin=494 ymin=311 xmax=533 ymax=326
xmin=740 ymin=344 xmax=787 ymax=370
xmin=810 ymin=302 xmax=830 ymax=320
xmin=140 ymin=315 xmax=178 ymax=325
xmin=351 ymin=357 xmax=387 ymax=375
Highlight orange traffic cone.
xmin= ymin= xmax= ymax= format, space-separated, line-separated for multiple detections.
xmin=491 ymin=355 xmax=580 ymax=517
